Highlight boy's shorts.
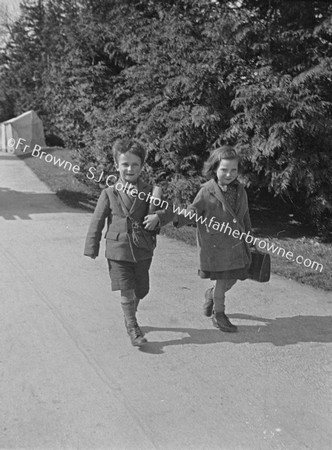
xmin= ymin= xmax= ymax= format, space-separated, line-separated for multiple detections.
xmin=107 ymin=258 xmax=152 ymax=299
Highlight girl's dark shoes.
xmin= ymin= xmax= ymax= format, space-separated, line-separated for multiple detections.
xmin=203 ymin=287 xmax=214 ymax=317
xmin=212 ymin=312 xmax=238 ymax=333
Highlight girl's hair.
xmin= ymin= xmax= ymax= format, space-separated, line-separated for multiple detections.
xmin=203 ymin=145 xmax=239 ymax=180
xmin=112 ymin=138 xmax=147 ymax=165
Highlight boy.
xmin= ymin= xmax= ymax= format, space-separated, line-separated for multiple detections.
xmin=84 ymin=138 xmax=169 ymax=347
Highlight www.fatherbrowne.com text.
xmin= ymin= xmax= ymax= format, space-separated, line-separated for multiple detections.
xmin=8 ymin=137 xmax=323 ymax=273
xmin=114 ymin=180 xmax=323 ymax=273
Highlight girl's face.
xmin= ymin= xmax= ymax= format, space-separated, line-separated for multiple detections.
xmin=216 ymin=158 xmax=238 ymax=185
xmin=116 ymin=152 xmax=143 ymax=184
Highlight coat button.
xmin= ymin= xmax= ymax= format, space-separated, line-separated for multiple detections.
xmin=233 ymin=219 xmax=237 ymax=223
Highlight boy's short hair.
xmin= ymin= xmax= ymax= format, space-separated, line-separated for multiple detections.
xmin=203 ymin=145 xmax=240 ymax=180
xmin=112 ymin=138 xmax=147 ymax=165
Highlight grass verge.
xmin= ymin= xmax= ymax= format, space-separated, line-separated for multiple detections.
xmin=19 ymin=147 xmax=332 ymax=291
xmin=18 ymin=147 xmax=99 ymax=209
xmin=160 ymin=223 xmax=331 ymax=291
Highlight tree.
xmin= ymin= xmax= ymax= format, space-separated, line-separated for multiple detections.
xmin=0 ymin=0 xmax=47 ymax=117
xmin=224 ymin=0 xmax=332 ymax=231
xmin=0 ymin=0 xmax=331 ymax=232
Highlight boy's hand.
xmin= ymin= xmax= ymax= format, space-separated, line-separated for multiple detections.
xmin=143 ymin=214 xmax=160 ymax=230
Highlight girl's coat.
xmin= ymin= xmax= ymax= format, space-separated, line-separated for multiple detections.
xmin=178 ymin=179 xmax=252 ymax=273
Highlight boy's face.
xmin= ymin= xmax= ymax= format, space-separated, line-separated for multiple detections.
xmin=216 ymin=158 xmax=238 ymax=185
xmin=115 ymin=152 xmax=143 ymax=184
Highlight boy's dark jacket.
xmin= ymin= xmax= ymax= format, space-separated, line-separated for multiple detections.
xmin=84 ymin=179 xmax=171 ymax=262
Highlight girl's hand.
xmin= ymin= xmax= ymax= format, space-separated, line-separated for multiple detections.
xmin=143 ymin=214 xmax=160 ymax=230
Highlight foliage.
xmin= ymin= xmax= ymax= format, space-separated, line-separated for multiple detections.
xmin=0 ymin=0 xmax=331 ymax=233
xmin=225 ymin=0 xmax=332 ymax=232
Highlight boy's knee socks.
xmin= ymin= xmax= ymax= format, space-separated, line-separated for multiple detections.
xmin=121 ymin=302 xmax=136 ymax=328
xmin=120 ymin=290 xmax=136 ymax=328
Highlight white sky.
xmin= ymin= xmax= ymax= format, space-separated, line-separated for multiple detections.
xmin=0 ymin=0 xmax=21 ymax=19
xmin=0 ymin=0 xmax=20 ymax=47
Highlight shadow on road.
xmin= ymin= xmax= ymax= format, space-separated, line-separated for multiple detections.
xmin=0 ymin=187 xmax=85 ymax=219
xmin=140 ymin=314 xmax=332 ymax=354
xmin=0 ymin=154 xmax=16 ymax=160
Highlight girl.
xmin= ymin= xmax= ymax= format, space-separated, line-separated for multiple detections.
xmin=176 ymin=145 xmax=252 ymax=332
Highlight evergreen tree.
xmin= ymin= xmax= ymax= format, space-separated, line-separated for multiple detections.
xmin=0 ymin=0 xmax=330 ymax=231
xmin=225 ymin=0 xmax=332 ymax=231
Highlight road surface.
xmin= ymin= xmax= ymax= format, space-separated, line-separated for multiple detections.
xmin=0 ymin=153 xmax=331 ymax=450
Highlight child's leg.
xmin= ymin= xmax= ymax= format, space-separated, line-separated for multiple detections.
xmin=203 ymin=286 xmax=215 ymax=317
xmin=133 ymin=297 xmax=140 ymax=312
xmin=120 ymin=288 xmax=147 ymax=346
xmin=133 ymin=258 xmax=152 ymax=312
xmin=120 ymin=288 xmax=136 ymax=326
xmin=107 ymin=259 xmax=147 ymax=347
xmin=212 ymin=279 xmax=238 ymax=332
xmin=213 ymin=279 xmax=237 ymax=313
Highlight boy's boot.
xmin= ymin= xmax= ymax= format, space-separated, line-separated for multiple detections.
xmin=203 ymin=287 xmax=214 ymax=317
xmin=133 ymin=297 xmax=145 ymax=337
xmin=212 ymin=311 xmax=238 ymax=333
xmin=121 ymin=303 xmax=147 ymax=347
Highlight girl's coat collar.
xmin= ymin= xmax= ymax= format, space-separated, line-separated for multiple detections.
xmin=204 ymin=178 xmax=242 ymax=217
xmin=204 ymin=178 xmax=240 ymax=195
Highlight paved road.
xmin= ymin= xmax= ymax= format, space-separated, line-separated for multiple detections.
xmin=1 ymin=153 xmax=331 ymax=450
